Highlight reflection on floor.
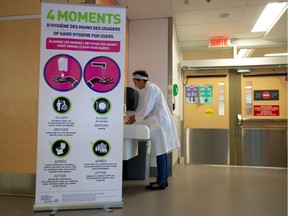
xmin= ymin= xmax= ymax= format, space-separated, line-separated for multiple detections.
xmin=0 ymin=165 xmax=287 ymax=216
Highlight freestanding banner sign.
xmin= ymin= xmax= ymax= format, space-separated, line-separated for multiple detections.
xmin=34 ymin=2 xmax=126 ymax=211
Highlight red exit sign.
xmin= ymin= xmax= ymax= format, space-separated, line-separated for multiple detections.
xmin=209 ymin=37 xmax=231 ymax=47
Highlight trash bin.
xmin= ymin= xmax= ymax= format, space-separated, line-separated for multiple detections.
xmin=123 ymin=141 xmax=151 ymax=180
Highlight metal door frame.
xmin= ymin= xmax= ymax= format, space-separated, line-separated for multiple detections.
xmin=228 ymin=69 xmax=242 ymax=165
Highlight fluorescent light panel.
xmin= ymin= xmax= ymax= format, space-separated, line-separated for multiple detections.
xmin=237 ymin=69 xmax=251 ymax=73
xmin=264 ymin=53 xmax=288 ymax=57
xmin=237 ymin=49 xmax=254 ymax=58
xmin=251 ymin=2 xmax=288 ymax=32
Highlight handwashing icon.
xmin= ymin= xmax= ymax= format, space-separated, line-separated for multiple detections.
xmin=56 ymin=142 xmax=66 ymax=155
xmin=51 ymin=57 xmax=79 ymax=87
xmin=44 ymin=54 xmax=81 ymax=91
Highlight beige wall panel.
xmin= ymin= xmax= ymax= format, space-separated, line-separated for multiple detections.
xmin=0 ymin=0 xmax=88 ymax=17
xmin=97 ymin=0 xmax=118 ymax=5
xmin=0 ymin=19 xmax=40 ymax=173
xmin=183 ymin=49 xmax=233 ymax=60
xmin=0 ymin=1 xmax=40 ymax=16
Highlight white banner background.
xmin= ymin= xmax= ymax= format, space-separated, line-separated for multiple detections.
xmin=34 ymin=2 xmax=126 ymax=211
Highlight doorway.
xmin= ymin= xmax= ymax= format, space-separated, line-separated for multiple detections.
xmin=183 ymin=68 xmax=287 ymax=167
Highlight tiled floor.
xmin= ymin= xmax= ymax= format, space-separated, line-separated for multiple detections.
xmin=0 ymin=165 xmax=287 ymax=216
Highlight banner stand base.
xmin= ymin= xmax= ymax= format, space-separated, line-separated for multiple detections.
xmin=49 ymin=209 xmax=57 ymax=216
xmin=33 ymin=201 xmax=123 ymax=212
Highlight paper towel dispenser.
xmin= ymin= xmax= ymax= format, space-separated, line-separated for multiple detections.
xmin=126 ymin=87 xmax=139 ymax=111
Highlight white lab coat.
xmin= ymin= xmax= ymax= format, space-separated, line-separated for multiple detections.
xmin=135 ymin=81 xmax=180 ymax=157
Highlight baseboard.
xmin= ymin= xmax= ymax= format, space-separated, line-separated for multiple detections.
xmin=0 ymin=172 xmax=36 ymax=196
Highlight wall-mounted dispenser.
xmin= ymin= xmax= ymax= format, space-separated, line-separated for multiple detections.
xmin=126 ymin=87 xmax=139 ymax=111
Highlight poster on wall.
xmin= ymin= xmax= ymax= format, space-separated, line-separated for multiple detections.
xmin=185 ymin=84 xmax=199 ymax=103
xmin=34 ymin=2 xmax=126 ymax=211
xmin=200 ymin=84 xmax=213 ymax=104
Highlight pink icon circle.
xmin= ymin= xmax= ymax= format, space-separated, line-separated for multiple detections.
xmin=84 ymin=56 xmax=121 ymax=93
xmin=44 ymin=54 xmax=82 ymax=91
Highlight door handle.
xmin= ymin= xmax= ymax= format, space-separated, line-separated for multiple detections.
xmin=237 ymin=114 xmax=242 ymax=126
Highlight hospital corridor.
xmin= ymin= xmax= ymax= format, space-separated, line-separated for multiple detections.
xmin=1 ymin=1 xmax=287 ymax=216
xmin=1 ymin=164 xmax=286 ymax=216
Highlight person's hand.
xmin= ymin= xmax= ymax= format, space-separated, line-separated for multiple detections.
xmin=90 ymin=77 xmax=114 ymax=85
xmin=52 ymin=76 xmax=77 ymax=86
xmin=125 ymin=115 xmax=136 ymax=124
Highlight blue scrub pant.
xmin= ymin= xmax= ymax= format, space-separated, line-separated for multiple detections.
xmin=156 ymin=153 xmax=169 ymax=186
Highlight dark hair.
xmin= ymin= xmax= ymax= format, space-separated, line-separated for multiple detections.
xmin=132 ymin=70 xmax=149 ymax=82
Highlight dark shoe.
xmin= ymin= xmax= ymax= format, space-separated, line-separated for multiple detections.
xmin=149 ymin=181 xmax=169 ymax=187
xmin=145 ymin=184 xmax=166 ymax=190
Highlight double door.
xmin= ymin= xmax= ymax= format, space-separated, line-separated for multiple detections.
xmin=183 ymin=68 xmax=287 ymax=167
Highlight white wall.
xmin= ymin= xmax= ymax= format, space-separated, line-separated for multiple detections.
xmin=128 ymin=18 xmax=183 ymax=170
xmin=128 ymin=18 xmax=169 ymax=168
xmin=172 ymin=22 xmax=183 ymax=166
xmin=172 ymin=23 xmax=183 ymax=119
xmin=128 ymin=18 xmax=169 ymax=98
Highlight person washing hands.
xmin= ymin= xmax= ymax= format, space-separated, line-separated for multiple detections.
xmin=126 ymin=70 xmax=180 ymax=190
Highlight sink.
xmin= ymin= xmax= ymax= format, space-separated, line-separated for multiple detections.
xmin=123 ymin=124 xmax=150 ymax=160
xmin=124 ymin=124 xmax=150 ymax=140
